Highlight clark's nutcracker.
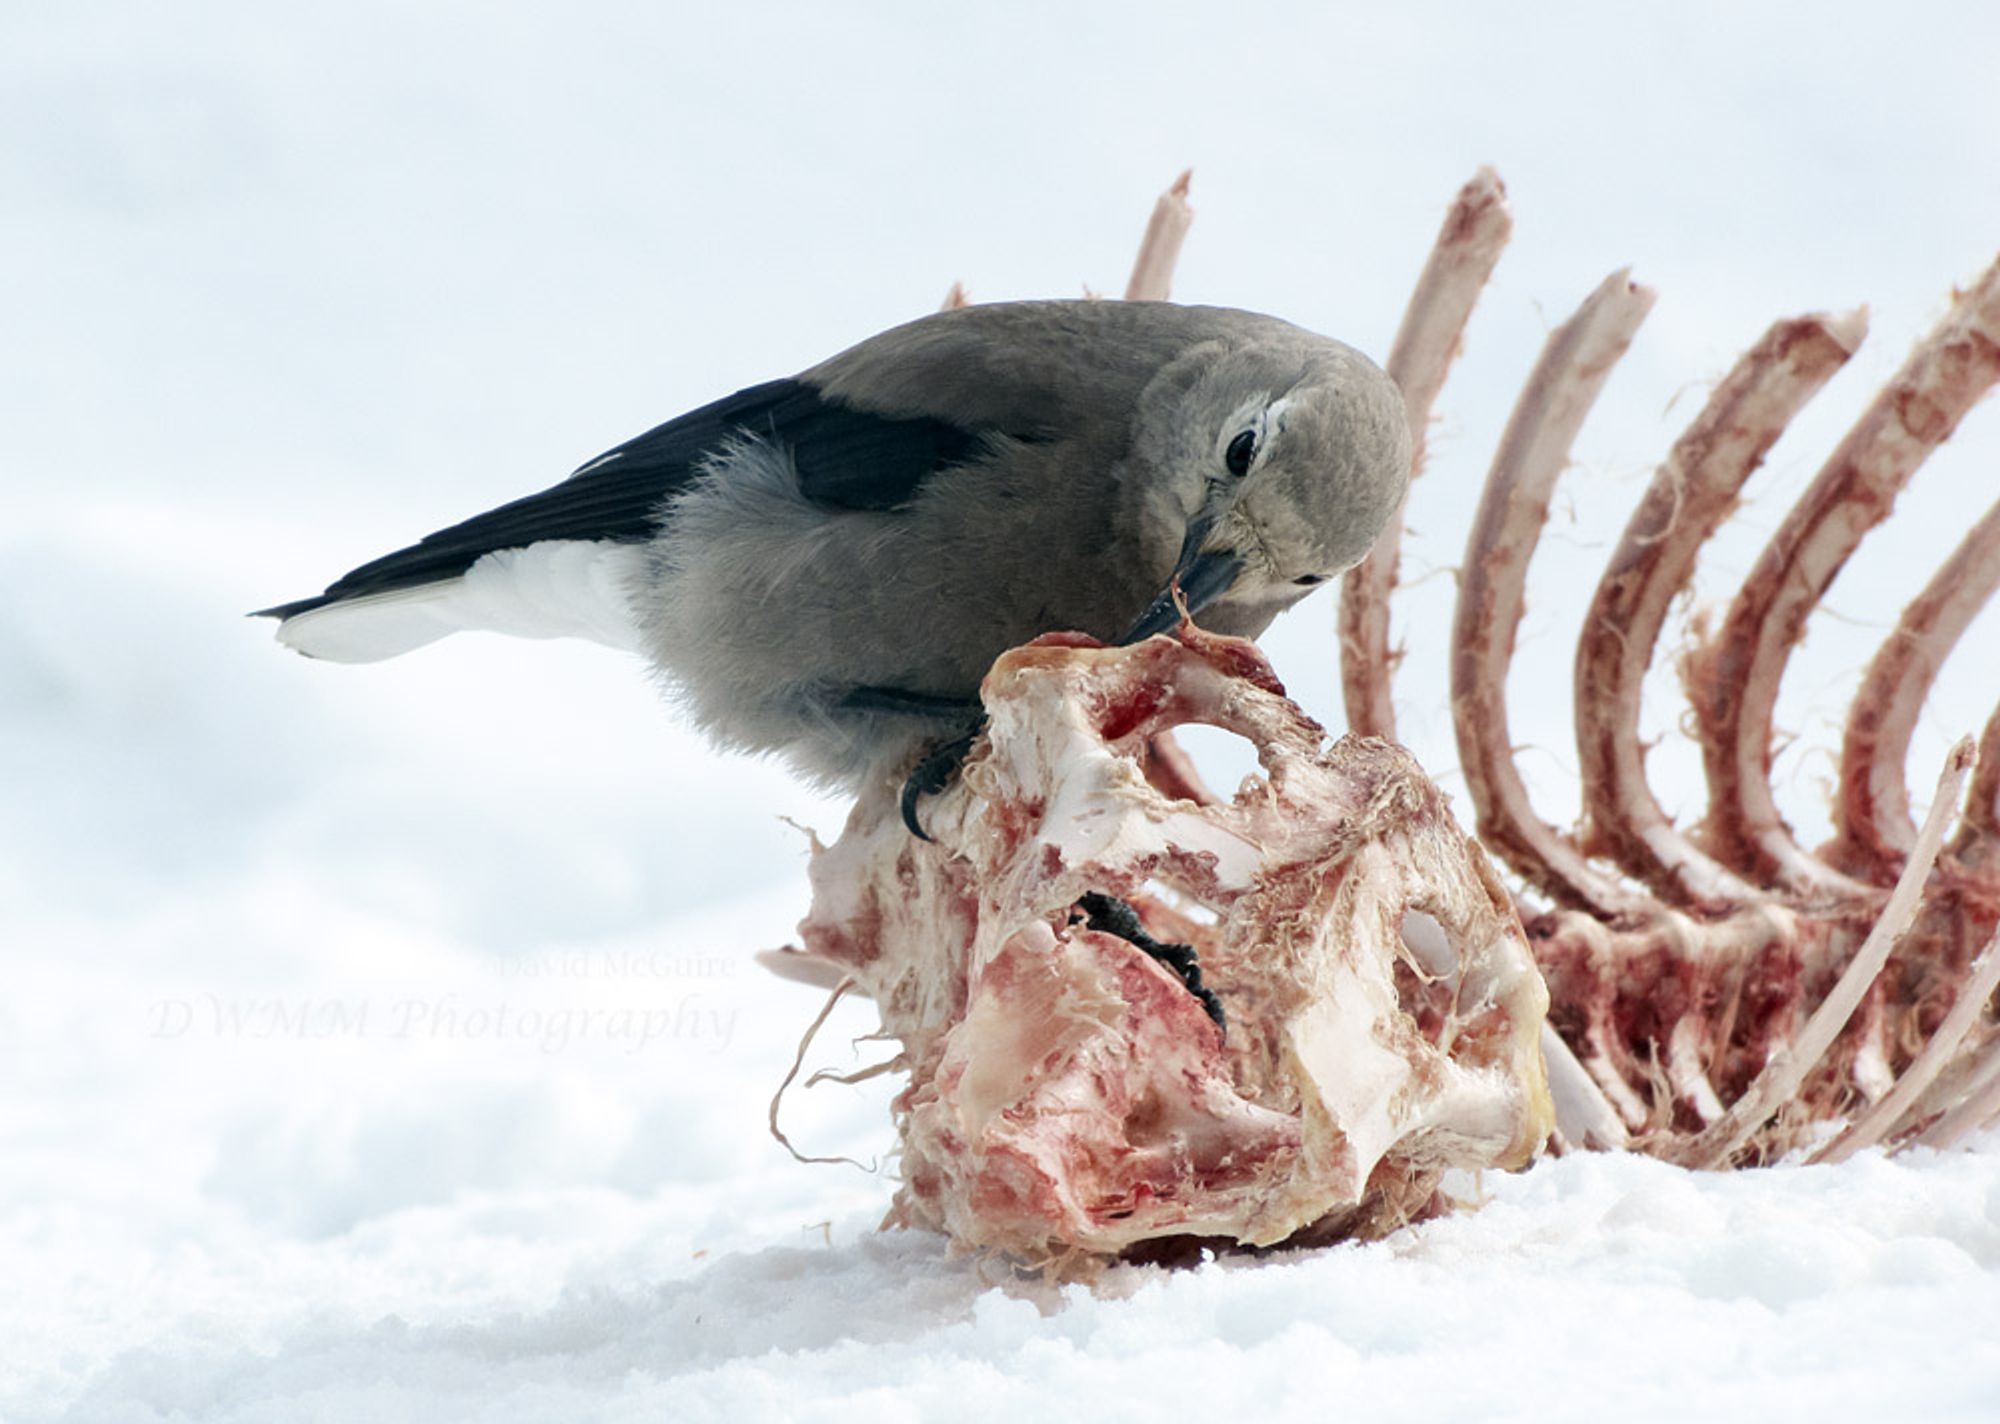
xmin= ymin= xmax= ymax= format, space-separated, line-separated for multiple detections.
xmin=260 ymin=300 xmax=1410 ymax=826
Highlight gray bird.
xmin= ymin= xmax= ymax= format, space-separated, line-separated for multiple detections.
xmin=260 ymin=300 xmax=1410 ymax=827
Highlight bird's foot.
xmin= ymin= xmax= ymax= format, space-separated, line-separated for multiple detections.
xmin=1073 ymin=891 xmax=1226 ymax=1030
xmin=899 ymin=727 xmax=982 ymax=841
xmin=837 ymin=686 xmax=986 ymax=841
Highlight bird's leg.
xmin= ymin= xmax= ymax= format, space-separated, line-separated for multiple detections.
xmin=839 ymin=686 xmax=983 ymax=721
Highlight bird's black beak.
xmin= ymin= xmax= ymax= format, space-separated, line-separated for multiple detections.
xmin=1118 ymin=518 xmax=1246 ymax=645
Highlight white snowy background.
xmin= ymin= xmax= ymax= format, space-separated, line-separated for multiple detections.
xmin=7 ymin=3 xmax=2000 ymax=1419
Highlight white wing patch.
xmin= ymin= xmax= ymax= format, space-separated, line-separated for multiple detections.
xmin=275 ymin=540 xmax=647 ymax=663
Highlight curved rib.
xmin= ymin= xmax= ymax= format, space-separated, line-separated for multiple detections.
xmin=1450 ymin=270 xmax=1656 ymax=916
xmin=1124 ymin=169 xmax=1194 ymax=302
xmin=1687 ymin=254 xmax=2000 ymax=901
xmin=1950 ymin=700 xmax=2000 ymax=873
xmin=1340 ymin=167 xmax=1512 ymax=740
xmin=1814 ymin=925 xmax=2000 ymax=1162
xmin=1916 ymin=1028 xmax=2000 ymax=1149
xmin=1122 ymin=170 xmax=1201 ymax=796
xmin=1973 ymin=703 xmax=2000 ymax=840
xmin=1833 ymin=496 xmax=2000 ymax=879
xmin=1139 ymin=731 xmax=1220 ymax=806
xmin=1681 ymin=738 xmax=1977 ymax=1168
xmin=1575 ymin=311 xmax=1867 ymax=909
xmin=1541 ymin=1021 xmax=1631 ymax=1150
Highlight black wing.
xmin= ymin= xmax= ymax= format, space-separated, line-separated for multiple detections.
xmin=259 ymin=378 xmax=987 ymax=619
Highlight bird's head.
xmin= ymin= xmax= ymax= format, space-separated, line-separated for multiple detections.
xmin=1121 ymin=328 xmax=1411 ymax=644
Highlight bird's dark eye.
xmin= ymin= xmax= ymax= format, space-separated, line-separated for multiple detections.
xmin=1293 ymin=574 xmax=1326 ymax=587
xmin=1225 ymin=430 xmax=1257 ymax=478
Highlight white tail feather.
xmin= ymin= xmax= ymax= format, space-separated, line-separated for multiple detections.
xmin=276 ymin=540 xmax=647 ymax=663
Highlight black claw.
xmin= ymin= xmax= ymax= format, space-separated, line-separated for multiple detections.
xmin=899 ymin=728 xmax=981 ymax=841
xmin=1074 ymin=891 xmax=1226 ymax=1031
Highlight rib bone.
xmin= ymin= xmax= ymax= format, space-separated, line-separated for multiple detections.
xmin=1124 ymin=169 xmax=1194 ymax=303
xmin=1451 ymin=270 xmax=1656 ymax=917
xmin=1832 ymin=495 xmax=2000 ymax=880
xmin=1342 ymin=168 xmax=1513 ymax=740
xmin=1815 ymin=926 xmax=2000 ymax=1162
xmin=1687 ymin=256 xmax=2000 ymax=901
xmin=1958 ymin=702 xmax=2000 ymax=867
xmin=1674 ymin=739 xmax=1976 ymax=1167
xmin=1575 ymin=312 xmax=1867 ymax=910
xmin=1917 ymin=1030 xmax=2000 ymax=1148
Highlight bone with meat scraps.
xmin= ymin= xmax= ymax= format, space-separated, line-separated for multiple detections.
xmin=1960 ymin=702 xmax=2000 ymax=866
xmin=1358 ymin=172 xmax=2000 ymax=1157
xmin=1832 ymin=494 xmax=2000 ymax=880
xmin=1917 ymin=1024 xmax=2000 ymax=1148
xmin=1341 ymin=167 xmax=1512 ymax=743
xmin=786 ymin=631 xmax=1553 ymax=1263
xmin=1575 ymin=310 xmax=1867 ymax=911
xmin=1670 ymin=739 xmax=1974 ymax=1166
xmin=1685 ymin=255 xmax=2000 ymax=901
xmin=1815 ymin=925 xmax=2000 ymax=1162
xmin=1449 ymin=269 xmax=1657 ymax=919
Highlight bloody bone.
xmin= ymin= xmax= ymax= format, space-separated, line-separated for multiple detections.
xmin=790 ymin=632 xmax=1552 ymax=1263
xmin=1832 ymin=495 xmax=2000 ymax=880
xmin=1683 ymin=261 xmax=2000 ymax=901
xmin=1343 ymin=175 xmax=2000 ymax=1164
xmin=1450 ymin=269 xmax=1657 ymax=920
xmin=1576 ymin=310 xmax=1868 ymax=911
xmin=1340 ymin=167 xmax=1512 ymax=744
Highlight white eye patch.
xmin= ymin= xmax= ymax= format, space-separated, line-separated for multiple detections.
xmin=1218 ymin=396 xmax=1275 ymax=470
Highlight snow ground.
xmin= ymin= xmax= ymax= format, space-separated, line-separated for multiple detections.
xmin=8 ymin=3 xmax=2000 ymax=1419
xmin=11 ymin=842 xmax=2000 ymax=1421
